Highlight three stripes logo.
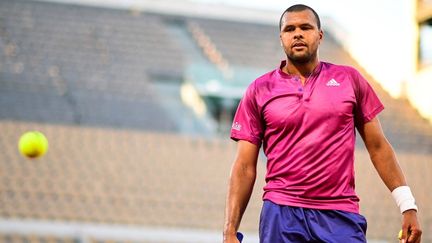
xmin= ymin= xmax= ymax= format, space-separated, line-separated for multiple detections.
xmin=326 ymin=78 xmax=340 ymax=87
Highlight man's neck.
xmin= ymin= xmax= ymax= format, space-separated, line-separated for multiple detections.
xmin=283 ymin=59 xmax=320 ymax=80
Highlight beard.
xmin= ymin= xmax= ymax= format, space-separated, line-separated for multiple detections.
xmin=286 ymin=50 xmax=316 ymax=64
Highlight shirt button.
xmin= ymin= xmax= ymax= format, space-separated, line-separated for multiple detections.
xmin=298 ymin=88 xmax=303 ymax=92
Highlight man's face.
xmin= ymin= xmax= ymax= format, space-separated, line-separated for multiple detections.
xmin=280 ymin=10 xmax=323 ymax=64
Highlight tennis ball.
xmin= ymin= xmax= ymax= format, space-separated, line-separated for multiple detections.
xmin=18 ymin=131 xmax=48 ymax=158
xmin=398 ymin=229 xmax=403 ymax=240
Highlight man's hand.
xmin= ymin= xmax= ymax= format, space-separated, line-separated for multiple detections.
xmin=400 ymin=210 xmax=422 ymax=243
xmin=223 ymin=233 xmax=240 ymax=243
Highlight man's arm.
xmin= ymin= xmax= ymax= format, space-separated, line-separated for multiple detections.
xmin=357 ymin=117 xmax=422 ymax=243
xmin=223 ymin=140 xmax=260 ymax=243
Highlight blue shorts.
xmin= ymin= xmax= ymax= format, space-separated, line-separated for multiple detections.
xmin=259 ymin=200 xmax=367 ymax=243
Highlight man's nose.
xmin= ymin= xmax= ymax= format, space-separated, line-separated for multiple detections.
xmin=293 ymin=29 xmax=303 ymax=39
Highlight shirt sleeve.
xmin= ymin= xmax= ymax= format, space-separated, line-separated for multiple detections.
xmin=353 ymin=69 xmax=385 ymax=128
xmin=230 ymin=82 xmax=264 ymax=147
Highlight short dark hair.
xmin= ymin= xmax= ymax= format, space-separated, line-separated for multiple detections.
xmin=279 ymin=4 xmax=321 ymax=31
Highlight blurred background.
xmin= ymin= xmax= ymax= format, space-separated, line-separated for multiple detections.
xmin=0 ymin=0 xmax=431 ymax=242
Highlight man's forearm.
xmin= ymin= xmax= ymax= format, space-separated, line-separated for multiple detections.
xmin=368 ymin=140 xmax=406 ymax=191
xmin=223 ymin=162 xmax=257 ymax=237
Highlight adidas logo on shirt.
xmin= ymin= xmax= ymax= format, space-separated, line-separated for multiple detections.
xmin=326 ymin=79 xmax=340 ymax=86
xmin=232 ymin=122 xmax=242 ymax=131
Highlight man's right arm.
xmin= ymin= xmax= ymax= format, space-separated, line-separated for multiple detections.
xmin=223 ymin=140 xmax=260 ymax=243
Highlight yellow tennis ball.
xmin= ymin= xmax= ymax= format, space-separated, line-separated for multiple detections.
xmin=18 ymin=131 xmax=48 ymax=158
xmin=398 ymin=229 xmax=403 ymax=240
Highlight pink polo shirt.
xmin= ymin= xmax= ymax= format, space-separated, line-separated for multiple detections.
xmin=230 ymin=61 xmax=384 ymax=213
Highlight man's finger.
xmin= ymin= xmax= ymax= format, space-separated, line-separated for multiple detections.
xmin=400 ymin=227 xmax=409 ymax=243
xmin=407 ymin=229 xmax=421 ymax=243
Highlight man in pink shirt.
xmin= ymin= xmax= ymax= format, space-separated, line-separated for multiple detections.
xmin=223 ymin=4 xmax=422 ymax=243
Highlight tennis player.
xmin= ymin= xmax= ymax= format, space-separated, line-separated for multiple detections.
xmin=223 ymin=4 xmax=422 ymax=243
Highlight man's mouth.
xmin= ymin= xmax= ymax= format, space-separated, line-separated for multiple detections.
xmin=292 ymin=42 xmax=307 ymax=48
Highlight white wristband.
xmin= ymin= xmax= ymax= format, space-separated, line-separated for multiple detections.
xmin=391 ymin=186 xmax=418 ymax=214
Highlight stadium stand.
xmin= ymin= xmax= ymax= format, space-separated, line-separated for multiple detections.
xmin=187 ymin=18 xmax=282 ymax=70
xmin=0 ymin=0 xmax=185 ymax=131
xmin=0 ymin=0 xmax=431 ymax=242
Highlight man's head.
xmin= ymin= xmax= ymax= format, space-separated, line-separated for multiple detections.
xmin=279 ymin=4 xmax=321 ymax=32
xmin=279 ymin=4 xmax=323 ymax=64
